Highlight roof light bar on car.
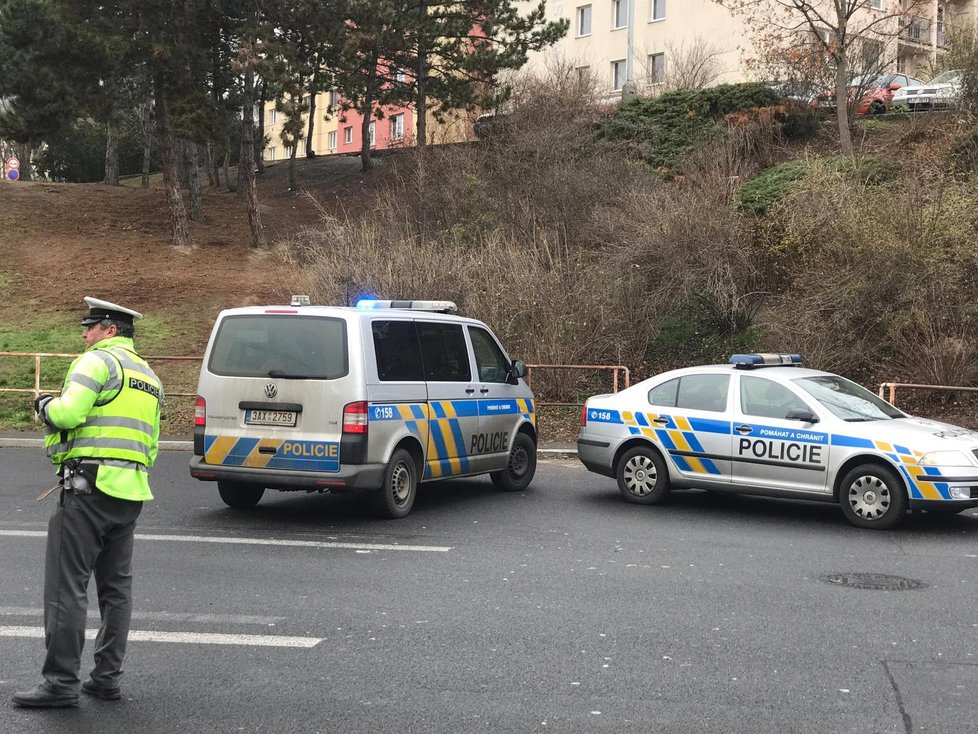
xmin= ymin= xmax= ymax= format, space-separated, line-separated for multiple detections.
xmin=355 ymin=299 xmax=458 ymax=314
xmin=729 ymin=353 xmax=803 ymax=368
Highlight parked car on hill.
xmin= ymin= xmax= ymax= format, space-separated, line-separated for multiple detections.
xmin=813 ymin=73 xmax=925 ymax=115
xmin=891 ymin=70 xmax=963 ymax=110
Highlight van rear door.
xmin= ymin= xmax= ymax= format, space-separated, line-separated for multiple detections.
xmin=199 ymin=313 xmax=356 ymax=474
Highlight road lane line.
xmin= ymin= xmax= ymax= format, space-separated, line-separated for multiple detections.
xmin=0 ymin=626 xmax=320 ymax=648
xmin=0 ymin=607 xmax=285 ymax=625
xmin=0 ymin=530 xmax=451 ymax=552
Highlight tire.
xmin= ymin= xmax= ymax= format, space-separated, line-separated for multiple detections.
xmin=490 ymin=433 xmax=537 ymax=491
xmin=370 ymin=448 xmax=417 ymax=519
xmin=839 ymin=464 xmax=907 ymax=529
xmin=616 ymin=446 xmax=671 ymax=505
xmin=217 ymin=481 xmax=264 ymax=509
xmin=869 ymin=101 xmax=886 ymax=116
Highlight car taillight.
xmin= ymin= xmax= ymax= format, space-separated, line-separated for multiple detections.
xmin=343 ymin=401 xmax=368 ymax=434
xmin=580 ymin=401 xmax=588 ymax=427
xmin=194 ymin=396 xmax=206 ymax=427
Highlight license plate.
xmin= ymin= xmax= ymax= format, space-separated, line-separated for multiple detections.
xmin=244 ymin=409 xmax=297 ymax=427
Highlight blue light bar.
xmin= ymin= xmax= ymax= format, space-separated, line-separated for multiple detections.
xmin=355 ymin=299 xmax=458 ymax=314
xmin=729 ymin=353 xmax=803 ymax=368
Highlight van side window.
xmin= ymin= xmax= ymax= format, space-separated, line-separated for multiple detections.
xmin=372 ymin=320 xmax=424 ymax=381
xmin=417 ymin=322 xmax=471 ymax=382
xmin=469 ymin=326 xmax=510 ymax=383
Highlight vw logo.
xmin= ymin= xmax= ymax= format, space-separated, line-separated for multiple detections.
xmin=264 ymin=383 xmax=278 ymax=399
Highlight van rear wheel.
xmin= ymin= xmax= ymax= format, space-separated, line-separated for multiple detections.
xmin=371 ymin=448 xmax=417 ymax=519
xmin=490 ymin=433 xmax=537 ymax=491
xmin=218 ymin=481 xmax=265 ymax=509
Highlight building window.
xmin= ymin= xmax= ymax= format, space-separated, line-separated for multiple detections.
xmin=648 ymin=53 xmax=665 ymax=84
xmin=268 ymin=147 xmax=276 ymax=161
xmin=612 ymin=0 xmax=627 ymax=28
xmin=328 ymin=90 xmax=339 ymax=110
xmin=576 ymin=65 xmax=591 ymax=82
xmin=390 ymin=113 xmax=404 ymax=141
xmin=368 ymin=121 xmax=376 ymax=147
xmin=286 ymin=145 xmax=294 ymax=158
xmin=870 ymin=0 xmax=883 ymax=9
xmin=327 ymin=130 xmax=337 ymax=150
xmin=344 ymin=126 xmax=353 ymax=144
xmin=612 ymin=59 xmax=627 ymax=90
xmin=577 ymin=4 xmax=591 ymax=35
xmin=651 ymin=0 xmax=666 ymax=20
xmin=268 ymin=108 xmax=277 ymax=125
xmin=395 ymin=67 xmax=407 ymax=82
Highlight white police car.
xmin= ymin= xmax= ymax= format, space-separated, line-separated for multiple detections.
xmin=190 ymin=298 xmax=537 ymax=518
xmin=577 ymin=354 xmax=978 ymax=529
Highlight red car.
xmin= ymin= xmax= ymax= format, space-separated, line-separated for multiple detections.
xmin=814 ymin=73 xmax=925 ymax=115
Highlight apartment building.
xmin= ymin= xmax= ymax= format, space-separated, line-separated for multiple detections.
xmin=524 ymin=0 xmax=974 ymax=100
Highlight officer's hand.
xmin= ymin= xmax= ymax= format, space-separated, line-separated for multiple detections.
xmin=33 ymin=393 xmax=54 ymax=416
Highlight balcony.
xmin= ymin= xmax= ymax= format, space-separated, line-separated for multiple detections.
xmin=900 ymin=16 xmax=932 ymax=45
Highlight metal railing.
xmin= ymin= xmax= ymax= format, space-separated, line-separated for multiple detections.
xmin=0 ymin=352 xmax=630 ymax=408
xmin=878 ymin=381 xmax=978 ymax=407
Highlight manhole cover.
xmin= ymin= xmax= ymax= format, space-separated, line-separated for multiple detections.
xmin=819 ymin=573 xmax=926 ymax=591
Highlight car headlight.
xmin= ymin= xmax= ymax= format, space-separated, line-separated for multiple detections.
xmin=918 ymin=450 xmax=973 ymax=467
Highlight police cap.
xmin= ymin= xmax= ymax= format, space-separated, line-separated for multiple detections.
xmin=80 ymin=297 xmax=143 ymax=327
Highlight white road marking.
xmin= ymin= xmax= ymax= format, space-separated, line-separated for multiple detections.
xmin=0 ymin=626 xmax=320 ymax=648
xmin=0 ymin=529 xmax=451 ymax=553
xmin=0 ymin=607 xmax=284 ymax=625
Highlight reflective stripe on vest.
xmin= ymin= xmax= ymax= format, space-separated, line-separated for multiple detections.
xmin=45 ymin=346 xmax=162 ymax=468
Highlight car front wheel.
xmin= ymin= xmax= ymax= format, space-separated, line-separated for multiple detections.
xmin=839 ymin=464 xmax=907 ymax=529
xmin=616 ymin=446 xmax=670 ymax=504
xmin=490 ymin=433 xmax=537 ymax=491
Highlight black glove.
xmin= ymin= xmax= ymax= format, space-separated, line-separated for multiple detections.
xmin=34 ymin=393 xmax=54 ymax=416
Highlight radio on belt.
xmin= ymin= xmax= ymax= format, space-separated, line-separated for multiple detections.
xmin=729 ymin=353 xmax=803 ymax=368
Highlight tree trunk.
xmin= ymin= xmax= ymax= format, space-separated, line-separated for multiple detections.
xmin=186 ymin=140 xmax=205 ymax=222
xmin=415 ymin=1 xmax=428 ymax=148
xmin=141 ymin=96 xmax=152 ymax=189
xmin=154 ymin=73 xmax=192 ymax=247
xmin=288 ymin=144 xmax=298 ymax=190
xmin=241 ymin=69 xmax=268 ymax=248
xmin=222 ymin=143 xmax=234 ymax=192
xmin=360 ymin=53 xmax=378 ymax=172
xmin=204 ymin=142 xmax=217 ymax=187
xmin=306 ymin=64 xmax=320 ymax=157
xmin=103 ymin=117 xmax=119 ymax=185
xmin=835 ymin=54 xmax=853 ymax=156
xmin=254 ymin=78 xmax=267 ymax=174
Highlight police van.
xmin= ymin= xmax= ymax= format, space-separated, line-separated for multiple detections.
xmin=189 ymin=298 xmax=537 ymax=518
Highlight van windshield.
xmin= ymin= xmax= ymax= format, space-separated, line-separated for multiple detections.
xmin=208 ymin=315 xmax=348 ymax=379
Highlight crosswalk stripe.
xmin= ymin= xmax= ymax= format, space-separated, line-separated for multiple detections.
xmin=0 ymin=529 xmax=452 ymax=553
xmin=0 ymin=626 xmax=320 ymax=648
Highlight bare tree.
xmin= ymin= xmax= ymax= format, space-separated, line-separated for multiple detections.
xmin=637 ymin=36 xmax=727 ymax=94
xmin=716 ymin=0 xmax=926 ymax=154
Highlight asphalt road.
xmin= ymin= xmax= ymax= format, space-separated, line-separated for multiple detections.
xmin=1 ymin=448 xmax=977 ymax=734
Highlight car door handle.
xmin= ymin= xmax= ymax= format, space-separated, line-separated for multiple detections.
xmin=480 ymin=388 xmax=490 ymax=394
xmin=652 ymin=417 xmax=669 ymax=425
xmin=735 ymin=424 xmax=753 ymax=435
xmin=465 ymin=388 xmax=476 ymax=394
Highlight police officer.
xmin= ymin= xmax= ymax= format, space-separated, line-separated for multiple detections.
xmin=13 ymin=297 xmax=163 ymax=708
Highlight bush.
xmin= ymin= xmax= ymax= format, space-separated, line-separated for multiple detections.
xmin=596 ymin=82 xmax=781 ymax=172
xmin=736 ymin=160 xmax=810 ymax=215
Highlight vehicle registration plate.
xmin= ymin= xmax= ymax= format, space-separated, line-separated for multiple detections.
xmin=244 ymin=409 xmax=297 ymax=427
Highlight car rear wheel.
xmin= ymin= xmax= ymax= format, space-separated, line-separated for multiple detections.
xmin=839 ymin=464 xmax=907 ymax=529
xmin=490 ymin=433 xmax=537 ymax=491
xmin=371 ymin=448 xmax=417 ymax=519
xmin=616 ymin=446 xmax=670 ymax=505
xmin=869 ymin=100 xmax=886 ymax=115
xmin=218 ymin=481 xmax=265 ymax=509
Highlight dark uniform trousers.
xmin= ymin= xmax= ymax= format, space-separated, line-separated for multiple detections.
xmin=41 ymin=486 xmax=143 ymax=694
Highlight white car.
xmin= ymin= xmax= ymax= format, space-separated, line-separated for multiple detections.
xmin=891 ymin=70 xmax=962 ymax=110
xmin=577 ymin=353 xmax=978 ymax=529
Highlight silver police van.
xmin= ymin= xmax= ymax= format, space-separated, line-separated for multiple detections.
xmin=189 ymin=298 xmax=537 ymax=518
xmin=577 ymin=353 xmax=978 ymax=529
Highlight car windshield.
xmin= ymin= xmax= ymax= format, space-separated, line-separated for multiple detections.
xmin=793 ymin=375 xmax=905 ymax=421
xmin=930 ymin=70 xmax=961 ymax=84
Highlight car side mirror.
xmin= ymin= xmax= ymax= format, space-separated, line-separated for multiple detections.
xmin=509 ymin=359 xmax=527 ymax=380
xmin=889 ymin=83 xmax=901 ymax=90
xmin=785 ymin=408 xmax=819 ymax=423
